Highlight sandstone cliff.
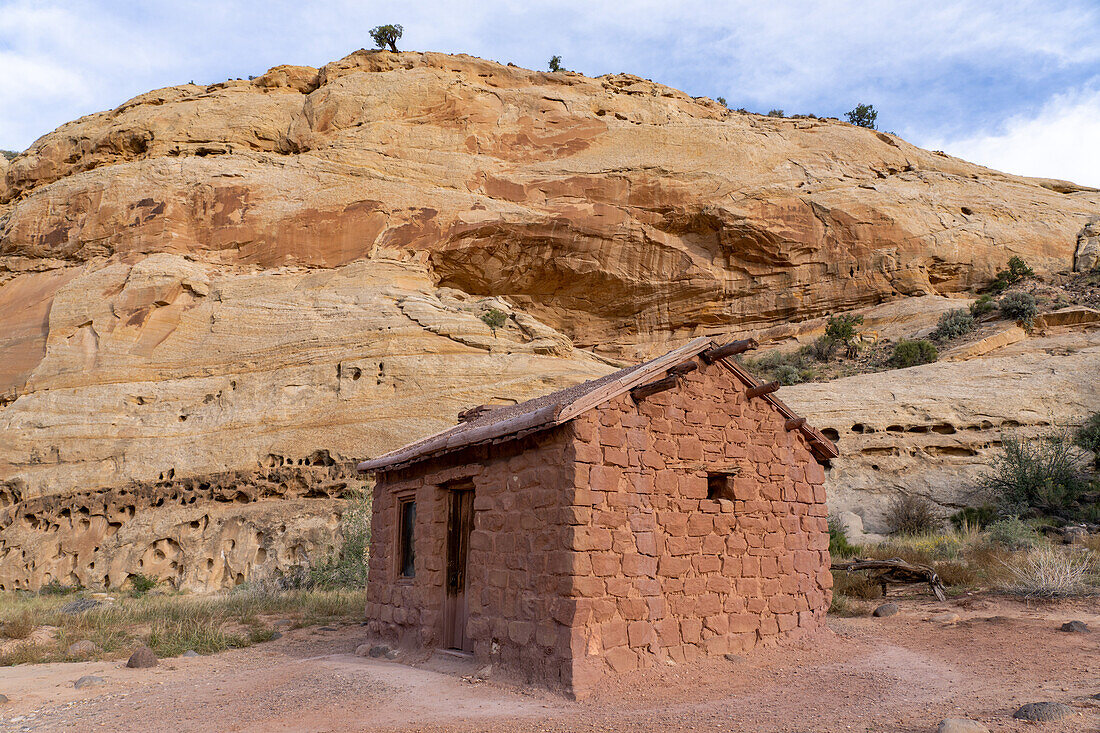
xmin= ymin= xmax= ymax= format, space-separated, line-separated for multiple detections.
xmin=1 ymin=50 xmax=1097 ymax=590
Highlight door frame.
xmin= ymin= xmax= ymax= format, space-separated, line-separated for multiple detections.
xmin=442 ymin=480 xmax=475 ymax=651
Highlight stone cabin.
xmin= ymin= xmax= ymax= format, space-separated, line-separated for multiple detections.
xmin=356 ymin=337 xmax=838 ymax=698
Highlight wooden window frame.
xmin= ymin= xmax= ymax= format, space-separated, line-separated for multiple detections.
xmin=395 ymin=492 xmax=417 ymax=582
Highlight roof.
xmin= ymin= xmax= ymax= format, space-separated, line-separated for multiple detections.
xmin=357 ymin=337 xmax=839 ymax=473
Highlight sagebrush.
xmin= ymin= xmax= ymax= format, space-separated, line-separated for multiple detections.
xmin=978 ymin=428 xmax=1091 ymax=520
xmin=891 ymin=339 xmax=937 ymax=368
xmin=931 ymin=308 xmax=975 ymax=341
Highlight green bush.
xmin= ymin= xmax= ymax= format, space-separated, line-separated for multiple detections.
xmin=984 ymin=517 xmax=1040 ymax=550
xmin=969 ymin=294 xmax=995 ymax=317
xmin=548 ymin=55 xmax=562 ymax=72
xmin=129 ymin=573 xmax=157 ymax=596
xmin=845 ymin=103 xmax=877 ymax=129
xmin=369 ymin=24 xmax=403 ymax=52
xmin=480 ymin=307 xmax=508 ymax=333
xmin=715 ymin=96 xmax=727 ymax=107
xmin=1073 ymin=411 xmax=1100 ymax=469
xmin=743 ymin=349 xmax=815 ymax=385
xmin=949 ymin=504 xmax=997 ymax=530
xmin=828 ymin=517 xmax=859 ymax=558
xmin=891 ymin=339 xmax=937 ymax=368
xmin=825 ymin=314 xmax=863 ymax=344
xmin=990 ymin=256 xmax=1034 ymax=292
xmin=978 ymin=427 xmax=1090 ymax=520
xmin=884 ymin=494 xmax=943 ymax=535
xmin=767 ymin=109 xmax=785 ymax=117
xmin=0 ymin=150 xmax=17 ymax=161
xmin=997 ymin=291 xmax=1038 ymax=327
xmin=311 ymin=489 xmax=372 ymax=589
xmin=931 ymin=308 xmax=976 ymax=341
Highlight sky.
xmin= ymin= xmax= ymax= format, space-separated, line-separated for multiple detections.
xmin=2 ymin=0 xmax=1099 ymax=185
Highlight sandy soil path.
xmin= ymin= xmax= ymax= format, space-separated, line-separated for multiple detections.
xmin=1 ymin=596 xmax=1097 ymax=732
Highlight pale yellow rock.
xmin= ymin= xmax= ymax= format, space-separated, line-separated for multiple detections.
xmin=941 ymin=326 xmax=1028 ymax=361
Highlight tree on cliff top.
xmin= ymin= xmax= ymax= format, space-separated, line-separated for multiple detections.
xmin=548 ymin=55 xmax=563 ymax=72
xmin=0 ymin=150 xmax=18 ymax=160
xmin=846 ymin=103 xmax=878 ymax=129
xmin=370 ymin=24 xmax=403 ymax=52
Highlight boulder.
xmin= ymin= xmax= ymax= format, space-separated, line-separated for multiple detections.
xmin=73 ymin=675 xmax=106 ymax=689
xmin=929 ymin=612 xmax=960 ymax=625
xmin=1060 ymin=620 xmax=1090 ymax=633
xmin=873 ymin=603 xmax=899 ymax=618
xmin=181 ymin=650 xmax=200 ymax=657
xmin=125 ymin=645 xmax=158 ymax=668
xmin=1012 ymin=702 xmax=1074 ymax=722
xmin=66 ymin=640 xmax=100 ymax=656
xmin=937 ymin=720 xmax=989 ymax=733
xmin=60 ymin=599 xmax=102 ymax=615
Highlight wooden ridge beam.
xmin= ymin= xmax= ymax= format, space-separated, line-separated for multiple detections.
xmin=669 ymin=360 xmax=698 ymax=375
xmin=784 ymin=417 xmax=807 ymax=431
xmin=701 ymin=339 xmax=758 ymax=363
xmin=745 ymin=381 xmax=780 ymax=399
xmin=630 ymin=375 xmax=680 ymax=402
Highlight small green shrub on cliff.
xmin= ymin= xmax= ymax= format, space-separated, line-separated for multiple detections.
xmin=548 ymin=55 xmax=562 ymax=72
xmin=0 ymin=150 xmax=17 ymax=161
xmin=998 ymin=291 xmax=1038 ymax=327
xmin=969 ymin=294 xmax=995 ymax=317
xmin=931 ymin=308 xmax=976 ymax=341
xmin=990 ymin=256 xmax=1034 ymax=292
xmin=806 ymin=335 xmax=839 ymax=362
xmin=480 ymin=307 xmax=508 ymax=333
xmin=825 ymin=314 xmax=863 ymax=344
xmin=767 ymin=109 xmax=785 ymax=117
xmin=743 ymin=349 xmax=815 ymax=385
xmin=891 ymin=339 xmax=937 ymax=368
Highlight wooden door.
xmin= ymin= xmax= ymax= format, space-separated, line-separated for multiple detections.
xmin=443 ymin=486 xmax=474 ymax=651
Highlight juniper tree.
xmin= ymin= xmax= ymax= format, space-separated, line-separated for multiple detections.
xmin=370 ymin=24 xmax=403 ymax=52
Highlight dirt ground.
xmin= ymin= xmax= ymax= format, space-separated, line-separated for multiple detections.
xmin=1 ymin=594 xmax=1097 ymax=733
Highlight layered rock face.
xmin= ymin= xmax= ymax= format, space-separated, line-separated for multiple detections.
xmin=1 ymin=50 xmax=1098 ymax=589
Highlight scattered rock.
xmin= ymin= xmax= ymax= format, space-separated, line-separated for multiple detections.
xmin=66 ymin=639 xmax=100 ymax=656
xmin=723 ymin=653 xmax=745 ymax=662
xmin=384 ymin=649 xmax=400 ymax=660
xmin=367 ymin=644 xmax=390 ymax=658
xmin=873 ymin=603 xmax=899 ymax=617
xmin=126 ymin=645 xmax=158 ymax=668
xmin=1060 ymin=620 xmax=1090 ymax=633
xmin=273 ymin=619 xmax=293 ymax=628
xmin=60 ymin=599 xmax=102 ymax=615
xmin=0 ymin=693 xmax=8 ymax=704
xmin=929 ymin=612 xmax=960 ymax=625
xmin=355 ymin=644 xmax=372 ymax=657
xmin=181 ymin=650 xmax=200 ymax=658
xmin=1012 ymin=702 xmax=1074 ymax=722
xmin=318 ymin=625 xmax=337 ymax=631
xmin=73 ymin=675 xmax=106 ymax=689
xmin=1062 ymin=526 xmax=1089 ymax=545
xmin=937 ymin=719 xmax=989 ymax=733
xmin=271 ymin=631 xmax=283 ymax=640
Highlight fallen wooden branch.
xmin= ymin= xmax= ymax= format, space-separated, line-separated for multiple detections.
xmin=832 ymin=557 xmax=947 ymax=602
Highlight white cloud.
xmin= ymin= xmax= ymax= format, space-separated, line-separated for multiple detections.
xmin=923 ymin=87 xmax=1100 ymax=188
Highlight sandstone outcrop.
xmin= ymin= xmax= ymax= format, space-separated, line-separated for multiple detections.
xmin=2 ymin=50 xmax=1098 ymax=589
xmin=783 ymin=332 xmax=1100 ymax=533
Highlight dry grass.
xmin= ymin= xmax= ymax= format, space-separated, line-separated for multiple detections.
xmin=0 ymin=587 xmax=367 ymax=666
xmin=999 ymin=548 xmax=1097 ymax=599
xmin=1 ymin=609 xmax=36 ymax=640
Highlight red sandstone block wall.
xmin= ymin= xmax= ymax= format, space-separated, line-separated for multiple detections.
xmin=365 ymin=433 xmax=579 ymax=691
xmin=562 ymin=362 xmax=832 ymax=691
